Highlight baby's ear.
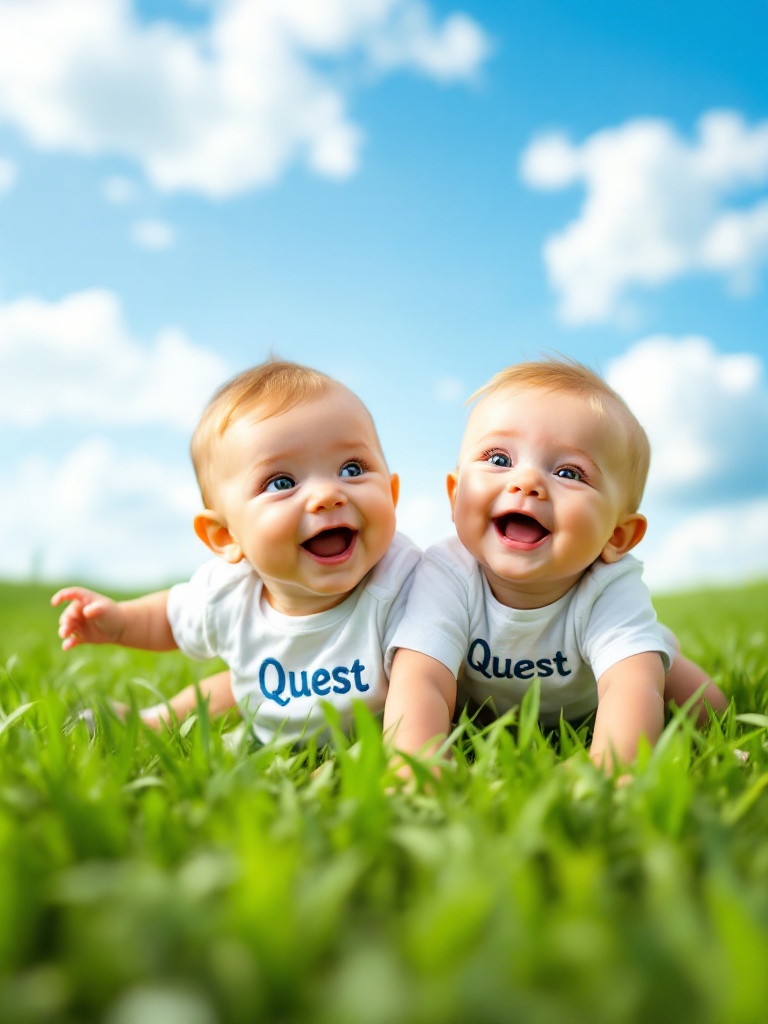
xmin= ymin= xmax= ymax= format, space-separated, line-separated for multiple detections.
xmin=600 ymin=513 xmax=647 ymax=564
xmin=193 ymin=511 xmax=244 ymax=564
xmin=389 ymin=473 xmax=400 ymax=508
xmin=446 ymin=471 xmax=458 ymax=521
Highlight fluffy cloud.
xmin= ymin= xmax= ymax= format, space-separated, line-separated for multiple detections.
xmin=521 ymin=111 xmax=768 ymax=323
xmin=0 ymin=289 xmax=229 ymax=429
xmin=0 ymin=440 xmax=203 ymax=586
xmin=0 ymin=0 xmax=489 ymax=198
xmin=607 ymin=335 xmax=768 ymax=505
xmin=642 ymin=499 xmax=768 ymax=593
xmin=699 ymin=199 xmax=768 ymax=294
xmin=396 ymin=489 xmax=453 ymax=551
xmin=606 ymin=336 xmax=768 ymax=590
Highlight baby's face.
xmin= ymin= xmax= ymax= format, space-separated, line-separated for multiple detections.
xmin=448 ymin=386 xmax=631 ymax=607
xmin=208 ymin=388 xmax=398 ymax=615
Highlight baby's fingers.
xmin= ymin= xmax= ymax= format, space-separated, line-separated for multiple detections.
xmin=51 ymin=586 xmax=92 ymax=608
xmin=57 ymin=602 xmax=83 ymax=631
xmin=54 ymin=589 xmax=109 ymax=622
xmin=60 ymin=632 xmax=85 ymax=652
xmin=57 ymin=610 xmax=85 ymax=646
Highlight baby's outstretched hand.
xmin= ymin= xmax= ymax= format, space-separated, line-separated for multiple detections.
xmin=51 ymin=587 xmax=124 ymax=650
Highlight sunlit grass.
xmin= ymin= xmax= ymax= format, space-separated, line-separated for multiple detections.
xmin=1 ymin=580 xmax=767 ymax=1023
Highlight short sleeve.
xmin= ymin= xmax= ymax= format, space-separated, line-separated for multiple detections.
xmin=387 ymin=543 xmax=473 ymax=677
xmin=580 ymin=560 xmax=675 ymax=681
xmin=376 ymin=536 xmax=422 ymax=657
xmin=167 ymin=561 xmax=221 ymax=661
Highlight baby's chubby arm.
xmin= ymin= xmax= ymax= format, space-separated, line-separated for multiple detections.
xmin=383 ymin=648 xmax=457 ymax=760
xmin=51 ymin=587 xmax=177 ymax=653
xmin=589 ymin=651 xmax=665 ymax=773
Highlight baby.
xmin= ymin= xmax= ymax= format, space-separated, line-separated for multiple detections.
xmin=53 ymin=359 xmax=420 ymax=744
xmin=384 ymin=357 xmax=727 ymax=771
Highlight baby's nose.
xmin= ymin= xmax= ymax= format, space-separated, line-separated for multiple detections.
xmin=507 ymin=465 xmax=546 ymax=497
xmin=307 ymin=478 xmax=348 ymax=512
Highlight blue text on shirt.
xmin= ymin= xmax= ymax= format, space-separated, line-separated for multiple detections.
xmin=258 ymin=656 xmax=369 ymax=707
xmin=467 ymin=637 xmax=571 ymax=680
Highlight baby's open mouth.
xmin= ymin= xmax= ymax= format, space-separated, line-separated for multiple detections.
xmin=302 ymin=527 xmax=357 ymax=559
xmin=494 ymin=512 xmax=550 ymax=545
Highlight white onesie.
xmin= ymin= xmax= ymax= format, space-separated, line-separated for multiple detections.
xmin=168 ymin=533 xmax=420 ymax=743
xmin=390 ymin=536 xmax=674 ymax=726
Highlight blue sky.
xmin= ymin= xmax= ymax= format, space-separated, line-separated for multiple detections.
xmin=1 ymin=0 xmax=767 ymax=593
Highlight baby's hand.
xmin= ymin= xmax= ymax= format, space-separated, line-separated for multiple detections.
xmin=51 ymin=587 xmax=125 ymax=650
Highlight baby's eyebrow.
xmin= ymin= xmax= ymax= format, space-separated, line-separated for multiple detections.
xmin=249 ymin=438 xmax=379 ymax=471
xmin=242 ymin=446 xmax=305 ymax=484
xmin=468 ymin=430 xmax=519 ymax=450
xmin=248 ymin=450 xmax=300 ymax=472
xmin=461 ymin=435 xmax=513 ymax=462
xmin=334 ymin=439 xmax=378 ymax=454
xmin=556 ymin=442 xmax=602 ymax=466
xmin=561 ymin=445 xmax=598 ymax=464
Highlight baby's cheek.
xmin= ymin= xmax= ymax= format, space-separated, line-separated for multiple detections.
xmin=452 ymin=487 xmax=482 ymax=529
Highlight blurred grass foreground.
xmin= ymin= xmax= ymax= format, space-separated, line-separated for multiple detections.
xmin=0 ymin=579 xmax=767 ymax=1024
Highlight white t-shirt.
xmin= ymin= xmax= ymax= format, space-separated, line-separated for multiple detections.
xmin=390 ymin=536 xmax=674 ymax=726
xmin=168 ymin=532 xmax=421 ymax=744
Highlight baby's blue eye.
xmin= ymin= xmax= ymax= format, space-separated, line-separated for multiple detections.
xmin=340 ymin=461 xmax=364 ymax=478
xmin=556 ymin=466 xmax=582 ymax=481
xmin=265 ymin=475 xmax=296 ymax=492
xmin=486 ymin=451 xmax=511 ymax=467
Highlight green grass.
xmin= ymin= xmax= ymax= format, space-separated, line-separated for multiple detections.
xmin=1 ymin=579 xmax=768 ymax=1024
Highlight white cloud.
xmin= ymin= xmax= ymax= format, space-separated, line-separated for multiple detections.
xmin=366 ymin=6 xmax=490 ymax=80
xmin=699 ymin=199 xmax=768 ymax=294
xmin=607 ymin=335 xmax=768 ymax=506
xmin=519 ymin=133 xmax=579 ymax=189
xmin=642 ymin=499 xmax=768 ymax=593
xmin=0 ymin=289 xmax=229 ymax=429
xmin=0 ymin=0 xmax=490 ymax=198
xmin=131 ymin=218 xmax=175 ymax=250
xmin=273 ymin=0 xmax=489 ymax=78
xmin=0 ymin=156 xmax=16 ymax=194
xmin=606 ymin=336 xmax=768 ymax=590
xmin=0 ymin=440 xmax=203 ymax=587
xmin=521 ymin=111 xmax=768 ymax=324
xmin=396 ymin=490 xmax=453 ymax=551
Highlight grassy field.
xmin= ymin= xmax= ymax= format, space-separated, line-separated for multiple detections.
xmin=1 ymin=579 xmax=767 ymax=1024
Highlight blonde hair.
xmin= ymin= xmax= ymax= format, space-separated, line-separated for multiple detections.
xmin=469 ymin=356 xmax=650 ymax=512
xmin=191 ymin=359 xmax=341 ymax=507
